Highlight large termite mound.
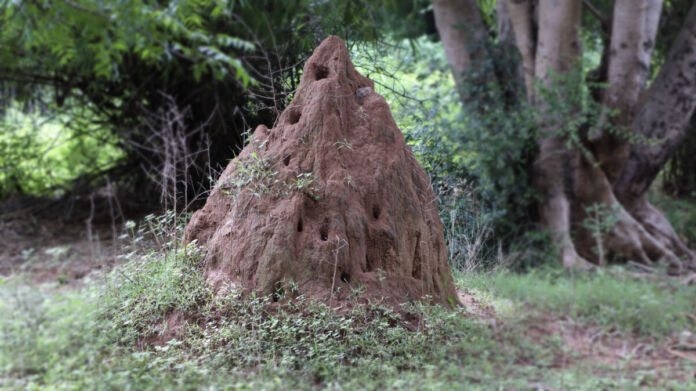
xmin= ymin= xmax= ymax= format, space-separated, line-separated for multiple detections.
xmin=186 ymin=36 xmax=458 ymax=307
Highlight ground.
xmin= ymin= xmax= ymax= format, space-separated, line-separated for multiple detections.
xmin=1 ymin=210 xmax=696 ymax=390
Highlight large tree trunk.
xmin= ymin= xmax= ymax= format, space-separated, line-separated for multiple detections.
xmin=594 ymin=0 xmax=662 ymax=183
xmin=432 ymin=0 xmax=490 ymax=102
xmin=532 ymin=0 xmax=586 ymax=268
xmin=614 ymin=2 xmax=696 ymax=261
xmin=434 ymin=0 xmax=696 ymax=268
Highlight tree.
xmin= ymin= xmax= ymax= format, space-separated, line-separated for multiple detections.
xmin=0 ymin=0 xmax=400 ymax=204
xmin=432 ymin=0 xmax=696 ymax=268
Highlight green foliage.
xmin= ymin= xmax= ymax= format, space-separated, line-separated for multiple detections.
xmin=0 ymin=0 xmax=417 ymax=200
xmin=1 ymin=0 xmax=254 ymax=85
xmin=101 ymin=241 xmax=210 ymax=345
xmin=664 ymin=115 xmax=696 ymax=198
xmin=0 ymin=104 xmax=123 ymax=197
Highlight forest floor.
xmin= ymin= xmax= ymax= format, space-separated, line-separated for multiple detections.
xmin=1 ymin=211 xmax=696 ymax=390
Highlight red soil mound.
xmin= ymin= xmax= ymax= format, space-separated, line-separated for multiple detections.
xmin=186 ymin=36 xmax=458 ymax=307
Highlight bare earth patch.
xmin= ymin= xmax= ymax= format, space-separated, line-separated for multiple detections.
xmin=0 ymin=208 xmax=124 ymax=285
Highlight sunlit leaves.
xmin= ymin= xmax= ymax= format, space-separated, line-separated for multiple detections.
xmin=1 ymin=0 xmax=254 ymax=83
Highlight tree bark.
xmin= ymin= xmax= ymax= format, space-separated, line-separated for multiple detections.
xmin=613 ymin=2 xmax=696 ymax=261
xmin=615 ymin=3 xmax=696 ymax=203
xmin=594 ymin=0 xmax=663 ymax=183
xmin=532 ymin=0 xmax=585 ymax=268
xmin=507 ymin=0 xmax=536 ymax=102
xmin=432 ymin=0 xmax=490 ymax=102
xmin=497 ymin=0 xmax=516 ymax=44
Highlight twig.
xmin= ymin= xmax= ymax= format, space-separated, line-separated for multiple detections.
xmin=627 ymin=260 xmax=658 ymax=274
xmin=329 ymin=236 xmax=348 ymax=309
xmin=582 ymin=0 xmax=608 ymax=27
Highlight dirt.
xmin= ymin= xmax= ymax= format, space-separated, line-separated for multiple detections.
xmin=0 ymin=200 xmax=125 ymax=285
xmin=186 ymin=35 xmax=458 ymax=307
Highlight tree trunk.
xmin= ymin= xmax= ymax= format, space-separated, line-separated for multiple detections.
xmin=531 ymin=0 xmax=586 ymax=267
xmin=594 ymin=0 xmax=663 ymax=183
xmin=432 ymin=0 xmax=490 ymax=102
xmin=613 ymin=2 xmax=696 ymax=261
xmin=507 ymin=0 xmax=536 ymax=102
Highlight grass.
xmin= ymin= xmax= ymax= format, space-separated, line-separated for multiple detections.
xmin=460 ymin=267 xmax=696 ymax=337
xmin=2 ymin=230 xmax=696 ymax=389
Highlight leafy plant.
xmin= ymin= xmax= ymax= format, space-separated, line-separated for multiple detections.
xmin=581 ymin=203 xmax=622 ymax=265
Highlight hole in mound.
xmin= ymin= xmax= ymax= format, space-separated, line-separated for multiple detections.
xmin=311 ymin=63 xmax=329 ymax=80
xmin=283 ymin=155 xmax=291 ymax=166
xmin=372 ymin=205 xmax=381 ymax=220
xmin=365 ymin=255 xmax=375 ymax=272
xmin=412 ymin=232 xmax=422 ymax=279
xmin=272 ymin=282 xmax=285 ymax=302
xmin=297 ymin=218 xmax=303 ymax=232
xmin=340 ymin=271 xmax=351 ymax=284
xmin=320 ymin=218 xmax=329 ymax=241
xmin=286 ymin=108 xmax=301 ymax=125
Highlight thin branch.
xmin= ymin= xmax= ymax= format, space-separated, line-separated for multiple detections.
xmin=583 ymin=0 xmax=609 ymax=30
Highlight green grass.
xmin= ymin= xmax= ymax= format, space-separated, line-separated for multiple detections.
xmin=2 ymin=242 xmax=696 ymax=390
xmin=460 ymin=267 xmax=696 ymax=337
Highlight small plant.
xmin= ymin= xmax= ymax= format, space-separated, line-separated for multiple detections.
xmin=333 ymin=138 xmax=352 ymax=150
xmin=358 ymin=105 xmax=367 ymax=125
xmin=582 ymin=203 xmax=622 ymax=266
xmin=217 ymin=150 xmax=279 ymax=199
xmin=287 ymin=172 xmax=321 ymax=200
xmin=345 ymin=173 xmax=356 ymax=190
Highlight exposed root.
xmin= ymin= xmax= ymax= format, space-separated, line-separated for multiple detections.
xmin=604 ymin=209 xmax=678 ymax=265
xmin=571 ymin=159 xmax=689 ymax=270
xmin=626 ymin=196 xmax=695 ymax=262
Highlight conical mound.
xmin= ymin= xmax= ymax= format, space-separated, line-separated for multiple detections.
xmin=186 ymin=36 xmax=458 ymax=307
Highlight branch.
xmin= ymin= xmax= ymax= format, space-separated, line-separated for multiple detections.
xmin=583 ymin=0 xmax=609 ymax=31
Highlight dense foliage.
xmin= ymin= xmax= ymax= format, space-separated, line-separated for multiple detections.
xmin=0 ymin=0 xmax=432 ymax=202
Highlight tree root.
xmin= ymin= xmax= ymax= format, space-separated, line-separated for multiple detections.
xmin=570 ymin=160 xmax=692 ymax=272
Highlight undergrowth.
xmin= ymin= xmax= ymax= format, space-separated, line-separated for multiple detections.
xmin=2 ymin=214 xmax=696 ymax=390
xmin=2 ymin=243 xmax=695 ymax=389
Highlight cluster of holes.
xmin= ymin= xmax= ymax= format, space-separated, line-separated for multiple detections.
xmin=311 ymin=63 xmax=329 ymax=80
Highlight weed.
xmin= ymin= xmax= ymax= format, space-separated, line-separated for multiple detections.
xmin=333 ymin=138 xmax=353 ymax=150
xmin=581 ymin=203 xmax=622 ymax=265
